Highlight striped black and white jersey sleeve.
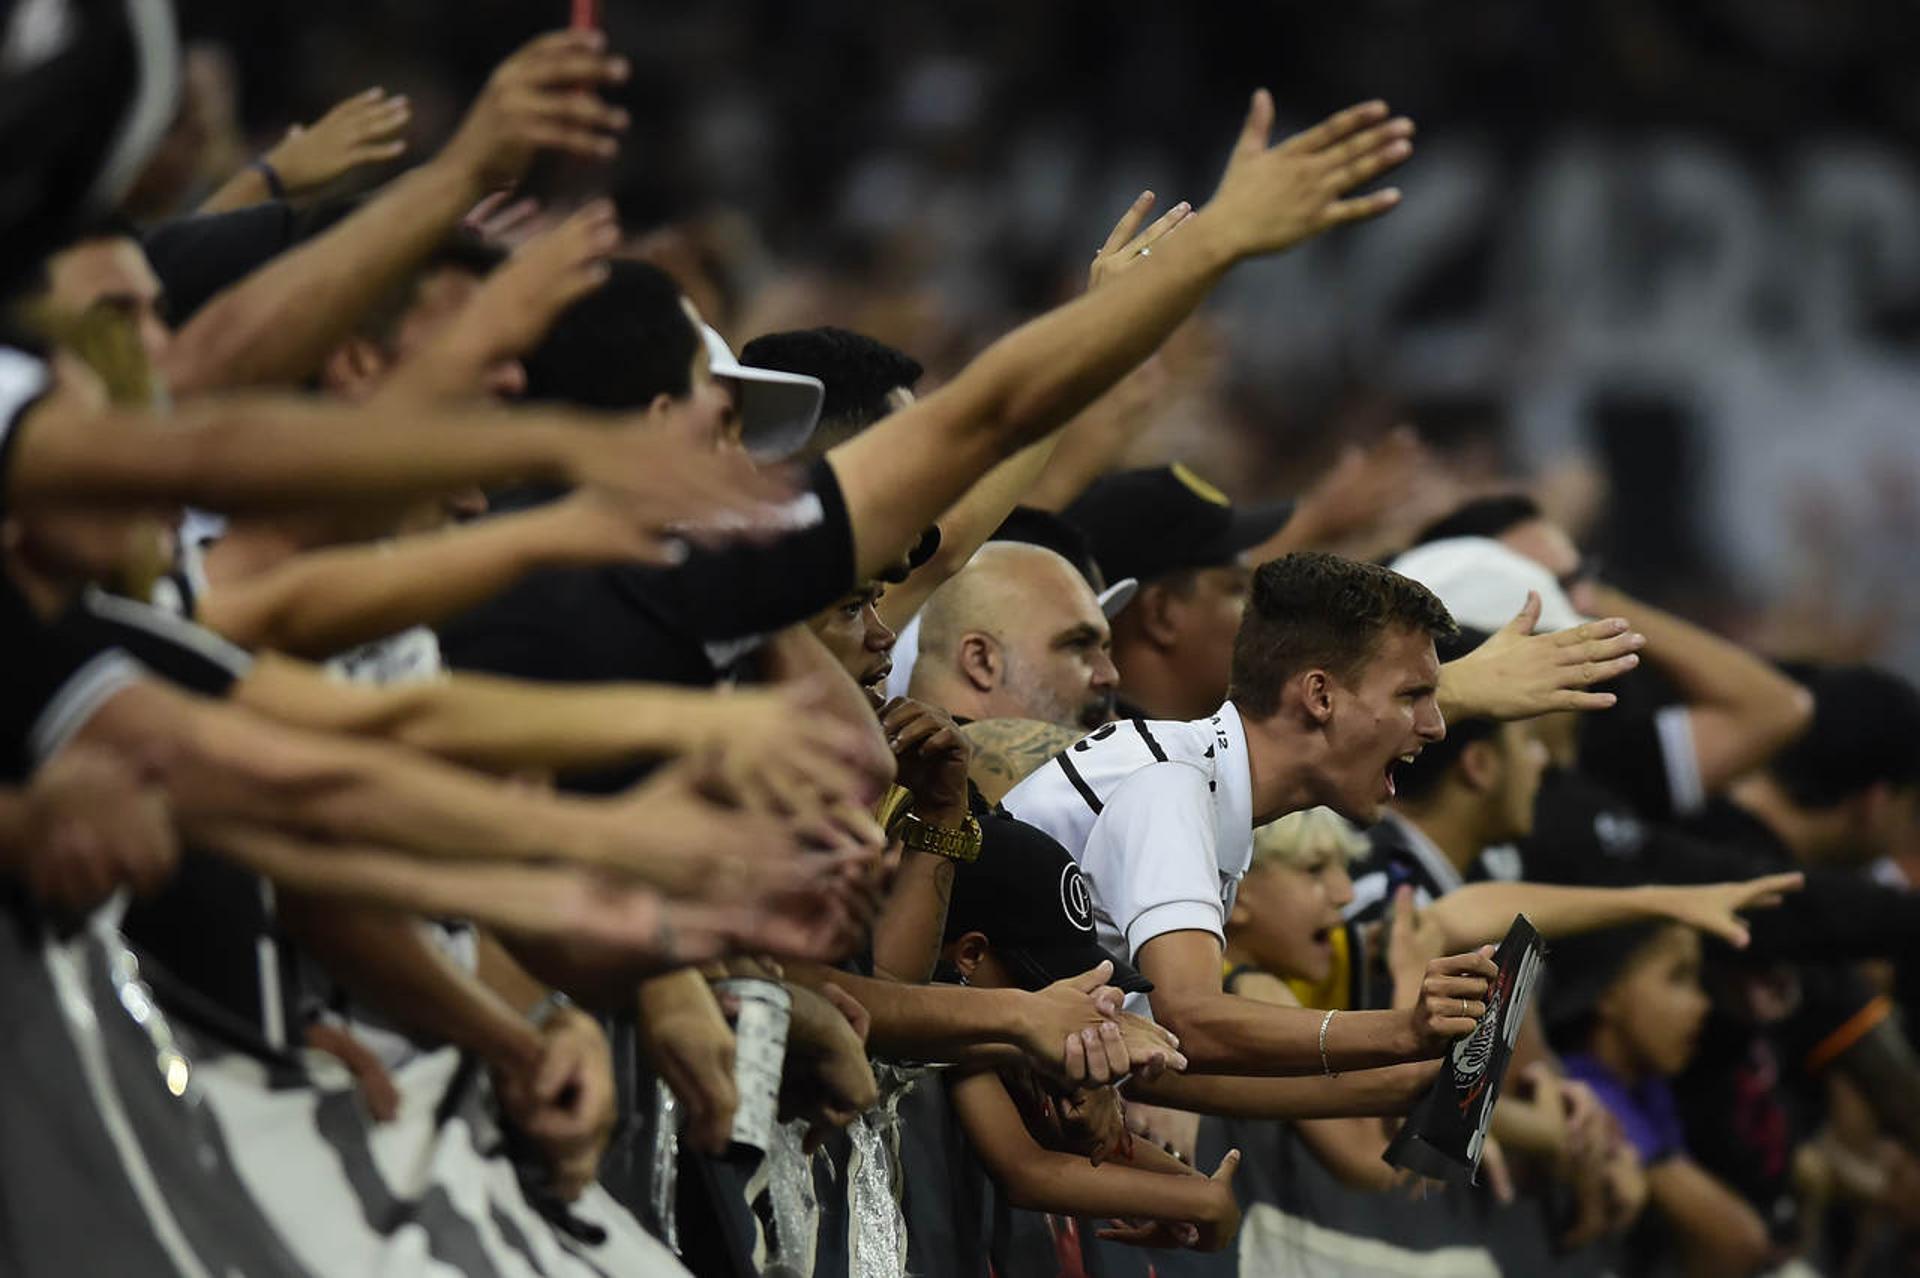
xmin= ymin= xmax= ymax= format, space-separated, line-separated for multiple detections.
xmin=0 ymin=347 xmax=147 ymax=783
xmin=1003 ymin=705 xmax=1256 ymax=970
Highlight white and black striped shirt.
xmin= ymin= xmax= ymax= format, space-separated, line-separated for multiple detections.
xmin=1003 ymin=704 xmax=1256 ymax=984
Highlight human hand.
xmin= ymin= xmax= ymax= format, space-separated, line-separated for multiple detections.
xmin=1658 ymin=872 xmax=1805 ymax=949
xmin=1407 ymin=947 xmax=1497 ymax=1055
xmin=495 ymin=1005 xmax=618 ymax=1199
xmin=611 ymin=758 xmax=823 ymax=899
xmin=444 ymin=199 xmax=621 ymax=367
xmin=1057 ymin=1084 xmax=1129 ymax=1166
xmin=1384 ymin=884 xmax=1446 ymax=1009
xmin=878 ymin=697 xmax=972 ymax=820
xmin=1095 ymin=1148 xmax=1242 ymax=1252
xmin=687 ymin=681 xmax=885 ymax=817
xmin=462 ymin=192 xmax=564 ymax=251
xmin=636 ymin=973 xmax=737 ymax=1156
xmin=1088 ymin=190 xmax=1194 ymax=291
xmin=1202 ymin=93 xmax=1413 ymax=261
xmin=1022 ymin=963 xmax=1188 ymax=1086
xmin=439 ymin=30 xmax=630 ymax=193
xmin=780 ymin=981 xmax=878 ymax=1152
xmin=1125 ymin=1100 xmax=1201 ymax=1165
xmin=558 ymin=416 xmax=804 ymax=551
xmin=1438 ymin=594 xmax=1645 ymax=720
xmin=18 ymin=745 xmax=178 ymax=914
xmin=264 ymin=87 xmax=410 ymax=194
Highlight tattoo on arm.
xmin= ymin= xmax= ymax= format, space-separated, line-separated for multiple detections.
xmin=962 ymin=718 xmax=1084 ymax=799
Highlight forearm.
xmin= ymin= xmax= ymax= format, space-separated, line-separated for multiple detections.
xmin=1427 ymin=881 xmax=1681 ymax=951
xmin=94 ymin=686 xmax=634 ymax=874
xmin=1585 ymin=584 xmax=1813 ymax=789
xmin=831 ymin=219 xmax=1236 ymax=579
xmin=196 ymin=166 xmax=274 ymax=216
xmin=11 ymin=394 xmax=577 ymax=514
xmin=786 ymin=961 xmax=1032 ymax=1063
xmin=869 ymin=850 xmax=956 ymax=984
xmin=201 ymin=509 xmax=571 ymax=657
xmin=166 ymin=157 xmax=483 ymax=394
xmin=1153 ymin=989 xmax=1420 ymax=1075
xmin=1646 ymin=1161 xmax=1773 ymax=1276
xmin=1129 ymin=1059 xmax=1436 ymax=1118
xmin=343 ymin=676 xmax=723 ymax=772
xmin=953 ymin=1074 xmax=1215 ymax=1221
xmin=277 ymin=893 xmax=543 ymax=1072
xmin=877 ymin=436 xmax=1057 ymax=630
xmin=1291 ymin=1115 xmax=1401 ymax=1191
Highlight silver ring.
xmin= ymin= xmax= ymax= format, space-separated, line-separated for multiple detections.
xmin=1137 ymin=246 xmax=1152 ymax=258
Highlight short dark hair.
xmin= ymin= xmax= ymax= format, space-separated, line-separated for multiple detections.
xmin=1768 ymin=664 xmax=1920 ymax=808
xmin=1413 ymin=494 xmax=1543 ymax=547
xmin=522 ymin=259 xmax=697 ymax=410
xmin=1230 ymin=552 xmax=1457 ymax=718
xmin=1381 ymin=628 xmax=1495 ymax=800
xmin=740 ymin=326 xmax=922 ymax=456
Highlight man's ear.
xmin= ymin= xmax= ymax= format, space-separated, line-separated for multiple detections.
xmin=1300 ymin=669 xmax=1335 ymax=726
xmin=954 ymin=931 xmax=991 ymax=982
xmin=320 ymin=338 xmax=389 ymax=400
xmin=646 ymin=391 xmax=680 ymax=426
xmin=1459 ymin=738 xmax=1503 ymax=795
xmin=1136 ymin=581 xmax=1184 ymax=649
xmin=957 ymin=632 xmax=1001 ymax=693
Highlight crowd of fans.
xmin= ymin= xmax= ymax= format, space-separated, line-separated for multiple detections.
xmin=5 ymin=3 xmax=1920 ymax=1276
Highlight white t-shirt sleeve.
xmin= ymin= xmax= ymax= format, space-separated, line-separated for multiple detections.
xmin=1081 ymin=762 xmax=1225 ymax=960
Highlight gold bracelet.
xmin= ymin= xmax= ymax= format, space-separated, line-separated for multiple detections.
xmin=1318 ymin=1008 xmax=1339 ymax=1078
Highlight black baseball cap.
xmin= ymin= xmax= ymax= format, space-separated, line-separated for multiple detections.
xmin=990 ymin=504 xmax=1137 ymax=618
xmin=945 ymin=811 xmax=1151 ymax=995
xmin=1063 ymin=464 xmax=1295 ymax=586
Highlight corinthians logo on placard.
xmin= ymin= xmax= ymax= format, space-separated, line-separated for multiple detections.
xmin=1060 ymin=864 xmax=1094 ymax=933
xmin=1451 ymin=968 xmax=1510 ymax=1109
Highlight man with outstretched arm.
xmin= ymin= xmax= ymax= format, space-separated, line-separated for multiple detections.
xmin=1004 ymin=553 xmax=1598 ymax=1079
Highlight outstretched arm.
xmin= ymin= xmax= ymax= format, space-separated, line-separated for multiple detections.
xmin=829 ymin=95 xmax=1416 ymax=582
xmin=167 ymin=31 xmax=628 ymax=394
xmin=950 ymin=1070 xmax=1243 ymax=1251
xmin=876 ymin=194 xmax=1193 ymax=629
xmin=1136 ymin=928 xmax=1491 ymax=1075
xmin=1438 ymin=591 xmax=1646 ymax=721
xmin=197 ymin=490 xmax=684 ymax=658
xmin=73 ymin=678 xmax=804 ymax=895
xmin=1579 ymin=582 xmax=1814 ymax=797
xmin=7 ymin=369 xmax=792 ymax=534
xmin=1423 ymin=873 xmax=1804 ymax=952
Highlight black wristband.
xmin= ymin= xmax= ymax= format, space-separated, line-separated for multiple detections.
xmin=250 ymin=158 xmax=287 ymax=200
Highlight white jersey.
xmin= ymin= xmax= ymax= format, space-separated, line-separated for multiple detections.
xmin=1002 ymin=703 xmax=1256 ymax=988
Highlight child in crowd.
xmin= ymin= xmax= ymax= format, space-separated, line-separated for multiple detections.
xmin=1551 ymin=924 xmax=1777 ymax=1276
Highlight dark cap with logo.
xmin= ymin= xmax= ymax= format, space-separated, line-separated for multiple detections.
xmin=945 ymin=810 xmax=1151 ymax=995
xmin=1063 ymin=464 xmax=1295 ymax=586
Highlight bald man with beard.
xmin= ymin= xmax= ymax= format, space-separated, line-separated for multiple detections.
xmin=908 ymin=542 xmax=1121 ymax=731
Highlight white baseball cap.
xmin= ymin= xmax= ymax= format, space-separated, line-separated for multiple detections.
xmin=1390 ymin=536 xmax=1589 ymax=634
xmin=702 ymin=324 xmax=826 ymax=460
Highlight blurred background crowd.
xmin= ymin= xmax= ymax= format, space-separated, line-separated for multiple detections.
xmin=160 ymin=0 xmax=1920 ymax=678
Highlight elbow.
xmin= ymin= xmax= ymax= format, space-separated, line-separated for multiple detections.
xmin=1769 ymin=683 xmax=1816 ymax=752
xmin=1709 ymin=1224 xmax=1774 ymax=1277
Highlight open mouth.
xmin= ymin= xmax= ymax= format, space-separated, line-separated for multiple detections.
xmin=1384 ymin=749 xmax=1420 ymax=799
